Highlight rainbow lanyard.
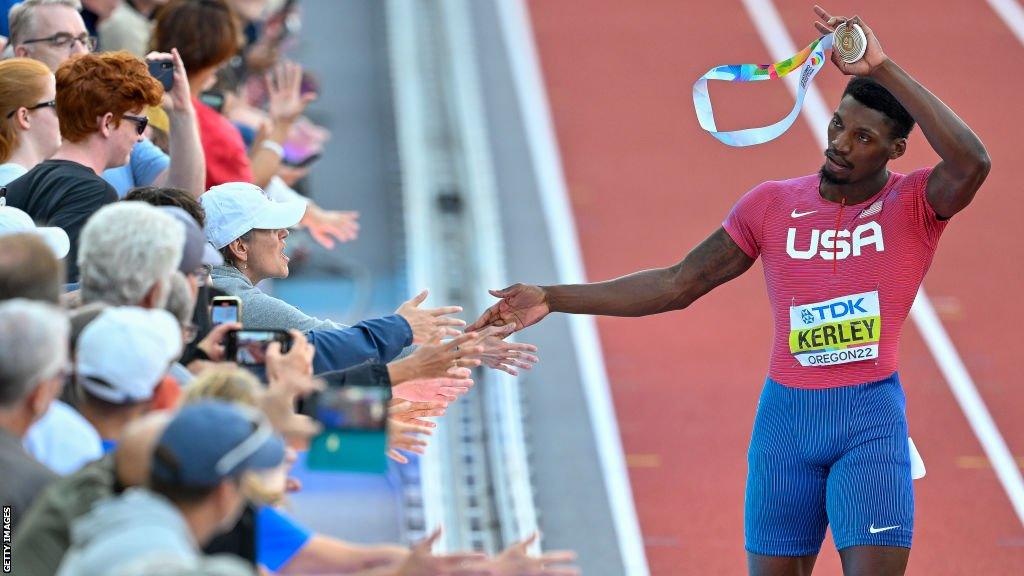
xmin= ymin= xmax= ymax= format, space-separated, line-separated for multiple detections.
xmin=693 ymin=34 xmax=834 ymax=147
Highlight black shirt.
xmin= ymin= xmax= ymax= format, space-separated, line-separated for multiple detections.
xmin=5 ymin=160 xmax=118 ymax=282
xmin=204 ymin=504 xmax=257 ymax=567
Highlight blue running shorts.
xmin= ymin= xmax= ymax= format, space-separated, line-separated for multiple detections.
xmin=744 ymin=372 xmax=913 ymax=556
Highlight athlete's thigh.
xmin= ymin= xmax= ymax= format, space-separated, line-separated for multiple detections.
xmin=838 ymin=545 xmax=910 ymax=576
xmin=745 ymin=382 xmax=829 ymax=557
xmin=747 ymin=552 xmax=817 ymax=576
xmin=826 ymin=420 xmax=913 ymax=552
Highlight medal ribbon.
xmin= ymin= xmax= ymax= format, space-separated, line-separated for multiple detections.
xmin=693 ymin=34 xmax=834 ymax=147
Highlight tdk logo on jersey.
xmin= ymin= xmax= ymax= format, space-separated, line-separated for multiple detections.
xmin=786 ymin=222 xmax=884 ymax=260
xmin=805 ymin=298 xmax=868 ymax=322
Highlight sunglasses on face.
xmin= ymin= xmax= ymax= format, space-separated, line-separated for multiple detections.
xmin=121 ymin=114 xmax=149 ymax=136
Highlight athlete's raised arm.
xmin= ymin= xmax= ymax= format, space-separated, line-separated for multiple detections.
xmin=813 ymin=6 xmax=991 ymax=219
xmin=467 ymin=227 xmax=754 ymax=332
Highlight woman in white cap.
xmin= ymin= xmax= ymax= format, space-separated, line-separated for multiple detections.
xmin=201 ymin=182 xmax=382 ymax=333
xmin=0 ymin=58 xmax=61 ymax=186
xmin=201 ymin=182 xmax=538 ymax=376
xmin=200 ymin=182 xmax=459 ymax=373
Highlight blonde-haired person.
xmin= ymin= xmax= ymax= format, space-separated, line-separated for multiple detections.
xmin=0 ymin=57 xmax=61 ymax=185
xmin=184 ymin=361 xmax=431 ymax=574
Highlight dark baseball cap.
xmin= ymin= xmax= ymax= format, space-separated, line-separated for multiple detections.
xmin=151 ymin=401 xmax=285 ymax=488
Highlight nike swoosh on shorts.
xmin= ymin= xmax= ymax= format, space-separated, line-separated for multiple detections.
xmin=869 ymin=524 xmax=900 ymax=534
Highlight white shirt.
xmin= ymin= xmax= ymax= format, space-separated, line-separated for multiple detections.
xmin=24 ymin=400 xmax=103 ymax=475
xmin=0 ymin=162 xmax=29 ymax=187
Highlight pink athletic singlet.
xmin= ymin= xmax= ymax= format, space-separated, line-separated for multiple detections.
xmin=723 ymin=168 xmax=946 ymax=389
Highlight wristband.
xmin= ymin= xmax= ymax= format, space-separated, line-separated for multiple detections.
xmin=260 ymin=140 xmax=284 ymax=157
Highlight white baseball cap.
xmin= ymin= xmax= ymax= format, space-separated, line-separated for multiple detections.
xmin=0 ymin=204 xmax=70 ymax=258
xmin=76 ymin=307 xmax=183 ymax=404
xmin=199 ymin=182 xmax=307 ymax=250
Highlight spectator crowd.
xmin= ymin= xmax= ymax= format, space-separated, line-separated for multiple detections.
xmin=0 ymin=1 xmax=577 ymax=574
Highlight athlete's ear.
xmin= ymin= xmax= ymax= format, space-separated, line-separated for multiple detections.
xmin=890 ymin=137 xmax=907 ymax=160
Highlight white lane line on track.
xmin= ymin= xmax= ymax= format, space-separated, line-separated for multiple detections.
xmin=741 ymin=0 xmax=1024 ymax=528
xmin=496 ymin=1 xmax=651 ymax=573
xmin=987 ymin=0 xmax=1024 ymax=47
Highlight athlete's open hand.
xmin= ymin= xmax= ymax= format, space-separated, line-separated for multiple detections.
xmin=467 ymin=284 xmax=550 ymax=333
xmin=813 ymin=6 xmax=888 ymax=77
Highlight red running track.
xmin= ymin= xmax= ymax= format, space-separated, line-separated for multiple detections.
xmin=527 ymin=1 xmax=1024 ymax=574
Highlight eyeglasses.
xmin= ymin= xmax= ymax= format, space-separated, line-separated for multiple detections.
xmin=121 ymin=114 xmax=149 ymax=136
xmin=5 ymin=100 xmax=56 ymax=119
xmin=21 ymin=32 xmax=97 ymax=52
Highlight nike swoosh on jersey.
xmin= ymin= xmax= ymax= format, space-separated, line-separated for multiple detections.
xmin=790 ymin=209 xmax=817 ymax=218
xmin=868 ymin=524 xmax=900 ymax=534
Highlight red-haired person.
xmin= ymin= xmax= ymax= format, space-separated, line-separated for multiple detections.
xmin=0 ymin=58 xmax=61 ymax=186
xmin=8 ymin=0 xmax=206 ymax=198
xmin=4 ymin=52 xmax=163 ymax=282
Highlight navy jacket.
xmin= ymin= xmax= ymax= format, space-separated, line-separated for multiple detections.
xmin=308 ymin=314 xmax=412 ymax=374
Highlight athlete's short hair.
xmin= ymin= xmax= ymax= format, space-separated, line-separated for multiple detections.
xmin=842 ymin=77 xmax=915 ymax=139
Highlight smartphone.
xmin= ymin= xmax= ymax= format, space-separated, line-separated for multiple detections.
xmin=282 ymin=152 xmax=321 ymax=169
xmin=210 ymin=296 xmax=241 ymax=326
xmin=302 ymin=384 xmax=389 ymax=473
xmin=148 ymin=59 xmax=174 ymax=92
xmin=225 ymin=329 xmax=292 ymax=366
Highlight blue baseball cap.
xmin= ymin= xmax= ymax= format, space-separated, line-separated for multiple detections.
xmin=151 ymin=401 xmax=286 ymax=488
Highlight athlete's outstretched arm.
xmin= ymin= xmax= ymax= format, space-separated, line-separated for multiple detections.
xmin=467 ymin=227 xmax=754 ymax=332
xmin=814 ymin=7 xmax=991 ymax=218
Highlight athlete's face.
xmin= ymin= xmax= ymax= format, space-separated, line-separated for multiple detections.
xmin=821 ymin=96 xmax=906 ymax=185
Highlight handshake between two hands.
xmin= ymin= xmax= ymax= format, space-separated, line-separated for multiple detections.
xmin=391 ymin=288 xmax=544 ymax=381
xmin=207 ymin=286 xmax=550 ymax=464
